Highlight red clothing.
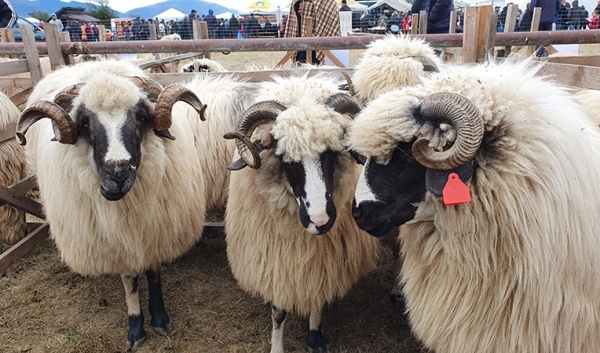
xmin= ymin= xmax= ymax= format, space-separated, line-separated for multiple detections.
xmin=590 ymin=15 xmax=599 ymax=29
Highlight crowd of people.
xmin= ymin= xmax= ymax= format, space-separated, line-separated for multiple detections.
xmin=116 ymin=9 xmax=283 ymax=41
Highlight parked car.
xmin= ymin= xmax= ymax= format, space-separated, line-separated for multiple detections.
xmin=10 ymin=16 xmax=46 ymax=42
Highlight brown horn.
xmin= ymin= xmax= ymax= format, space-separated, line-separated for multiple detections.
xmin=411 ymin=92 xmax=483 ymax=170
xmin=129 ymin=76 xmax=163 ymax=102
xmin=53 ymin=83 xmax=84 ymax=112
xmin=325 ymin=93 xmax=360 ymax=118
xmin=411 ymin=56 xmax=440 ymax=73
xmin=224 ymin=100 xmax=286 ymax=169
xmin=16 ymin=101 xmax=77 ymax=146
xmin=153 ymin=83 xmax=207 ymax=140
xmin=341 ymin=71 xmax=356 ymax=97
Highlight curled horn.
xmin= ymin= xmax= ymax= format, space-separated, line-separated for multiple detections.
xmin=340 ymin=71 xmax=356 ymax=96
xmin=129 ymin=76 xmax=163 ymax=102
xmin=411 ymin=56 xmax=440 ymax=73
xmin=325 ymin=93 xmax=360 ymax=118
xmin=53 ymin=83 xmax=84 ymax=112
xmin=16 ymin=101 xmax=77 ymax=146
xmin=224 ymin=101 xmax=286 ymax=170
xmin=412 ymin=92 xmax=483 ymax=170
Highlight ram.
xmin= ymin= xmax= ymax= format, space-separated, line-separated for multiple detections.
xmin=16 ymin=59 xmax=207 ymax=350
xmin=224 ymin=73 xmax=380 ymax=353
xmin=349 ymin=59 xmax=600 ymax=353
xmin=0 ymin=91 xmax=28 ymax=248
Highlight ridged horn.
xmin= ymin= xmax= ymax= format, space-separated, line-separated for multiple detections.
xmin=412 ymin=56 xmax=440 ymax=73
xmin=129 ymin=76 xmax=163 ymax=102
xmin=325 ymin=93 xmax=360 ymax=118
xmin=341 ymin=71 xmax=356 ymax=96
xmin=16 ymin=101 xmax=77 ymax=146
xmin=53 ymin=83 xmax=84 ymax=112
xmin=412 ymin=92 xmax=483 ymax=170
xmin=153 ymin=83 xmax=207 ymax=140
xmin=224 ymin=100 xmax=286 ymax=170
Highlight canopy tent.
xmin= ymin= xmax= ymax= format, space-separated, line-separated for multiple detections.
xmin=206 ymin=0 xmax=291 ymax=15
xmin=153 ymin=8 xmax=186 ymax=21
xmin=335 ymin=0 xmax=368 ymax=11
xmin=367 ymin=0 xmax=412 ymax=12
xmin=216 ymin=11 xmax=236 ymax=19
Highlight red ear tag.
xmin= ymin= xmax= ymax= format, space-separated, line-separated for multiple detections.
xmin=442 ymin=173 xmax=471 ymax=206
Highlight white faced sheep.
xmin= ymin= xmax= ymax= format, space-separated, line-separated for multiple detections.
xmin=16 ymin=59 xmax=208 ymax=350
xmin=0 ymin=91 xmax=28 ymax=248
xmin=180 ymin=57 xmax=228 ymax=73
xmin=224 ymin=74 xmax=380 ymax=353
xmin=348 ymin=58 xmax=600 ymax=353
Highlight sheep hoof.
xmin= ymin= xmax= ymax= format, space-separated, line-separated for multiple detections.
xmin=307 ymin=329 xmax=327 ymax=353
xmin=125 ymin=335 xmax=147 ymax=351
xmin=151 ymin=322 xmax=173 ymax=336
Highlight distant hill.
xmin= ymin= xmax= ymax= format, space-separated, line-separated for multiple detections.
xmin=10 ymin=0 xmax=233 ymax=20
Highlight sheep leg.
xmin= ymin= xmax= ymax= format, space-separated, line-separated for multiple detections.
xmin=270 ymin=305 xmax=287 ymax=353
xmin=307 ymin=306 xmax=326 ymax=353
xmin=121 ymin=274 xmax=147 ymax=351
xmin=146 ymin=268 xmax=172 ymax=336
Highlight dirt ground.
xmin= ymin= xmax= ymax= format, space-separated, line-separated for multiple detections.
xmin=2 ymin=42 xmax=600 ymax=353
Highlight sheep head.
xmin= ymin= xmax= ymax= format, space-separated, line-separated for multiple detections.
xmin=16 ymin=75 xmax=206 ymax=201
xmin=225 ymin=92 xmax=362 ymax=235
xmin=350 ymin=91 xmax=483 ymax=237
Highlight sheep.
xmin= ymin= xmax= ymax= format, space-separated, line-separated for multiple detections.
xmin=346 ymin=35 xmax=442 ymax=107
xmin=224 ymin=73 xmax=380 ymax=353
xmin=180 ymin=58 xmax=228 ymax=73
xmin=16 ymin=59 xmax=208 ymax=350
xmin=0 ymin=91 xmax=28 ymax=248
xmin=348 ymin=58 xmax=600 ymax=353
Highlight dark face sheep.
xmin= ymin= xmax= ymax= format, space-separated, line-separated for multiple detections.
xmin=225 ymin=93 xmax=361 ymax=235
xmin=16 ymin=77 xmax=206 ymax=201
xmin=352 ymin=92 xmax=482 ymax=235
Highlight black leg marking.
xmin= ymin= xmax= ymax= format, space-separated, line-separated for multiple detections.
xmin=121 ymin=274 xmax=147 ymax=351
xmin=146 ymin=269 xmax=172 ymax=336
xmin=307 ymin=327 xmax=326 ymax=353
xmin=272 ymin=305 xmax=287 ymax=327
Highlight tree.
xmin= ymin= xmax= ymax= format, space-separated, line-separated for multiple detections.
xmin=85 ymin=0 xmax=117 ymax=27
xmin=28 ymin=11 xmax=50 ymax=21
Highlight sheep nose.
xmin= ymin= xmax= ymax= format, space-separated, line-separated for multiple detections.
xmin=310 ymin=214 xmax=329 ymax=227
xmin=352 ymin=204 xmax=363 ymax=220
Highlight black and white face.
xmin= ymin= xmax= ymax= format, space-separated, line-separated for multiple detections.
xmin=75 ymin=101 xmax=153 ymax=201
xmin=352 ymin=142 xmax=427 ymax=237
xmin=281 ymin=150 xmax=338 ymax=235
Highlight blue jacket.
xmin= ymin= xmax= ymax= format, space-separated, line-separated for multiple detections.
xmin=411 ymin=0 xmax=454 ymax=33
xmin=531 ymin=0 xmax=561 ymax=24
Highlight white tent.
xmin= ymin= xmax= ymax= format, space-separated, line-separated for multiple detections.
xmin=154 ymin=8 xmax=186 ymax=21
xmin=367 ymin=0 xmax=412 ymax=12
xmin=216 ymin=11 xmax=235 ymax=19
xmin=205 ymin=0 xmax=291 ymax=15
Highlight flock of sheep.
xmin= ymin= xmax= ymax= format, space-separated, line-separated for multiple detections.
xmin=2 ymin=35 xmax=600 ymax=353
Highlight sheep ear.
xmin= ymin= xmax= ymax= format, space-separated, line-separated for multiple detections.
xmin=425 ymin=161 xmax=474 ymax=197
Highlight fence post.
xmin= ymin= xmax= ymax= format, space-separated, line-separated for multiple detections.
xmin=20 ymin=25 xmax=43 ymax=85
xmin=98 ymin=24 xmax=106 ymax=42
xmin=45 ymin=23 xmax=65 ymax=70
xmin=419 ymin=10 xmax=428 ymax=34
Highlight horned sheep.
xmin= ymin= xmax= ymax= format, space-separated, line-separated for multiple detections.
xmin=0 ymin=91 xmax=28 ymax=248
xmin=349 ymin=58 xmax=600 ymax=353
xmin=16 ymin=59 xmax=209 ymax=350
xmin=224 ymin=73 xmax=380 ymax=353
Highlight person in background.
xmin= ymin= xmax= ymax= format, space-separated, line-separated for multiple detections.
xmin=48 ymin=13 xmax=64 ymax=32
xmin=411 ymin=0 xmax=454 ymax=33
xmin=204 ymin=9 xmax=218 ymax=39
xmin=91 ymin=23 xmax=99 ymax=41
xmin=340 ymin=0 xmax=352 ymax=11
xmin=0 ymin=0 xmax=16 ymax=29
xmin=38 ymin=20 xmax=44 ymax=29
xmin=138 ymin=18 xmax=150 ymax=40
xmin=123 ymin=21 xmax=131 ymax=41
xmin=555 ymin=0 xmax=569 ymax=29
xmin=69 ymin=19 xmax=82 ymax=41
xmin=519 ymin=2 xmax=533 ymax=31
xmin=284 ymin=0 xmax=341 ymax=65
xmin=132 ymin=17 xmax=141 ymax=40
xmin=247 ymin=13 xmax=259 ymax=38
xmin=158 ymin=19 xmax=165 ymax=38
xmin=531 ymin=0 xmax=560 ymax=30
xmin=590 ymin=10 xmax=599 ymax=28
